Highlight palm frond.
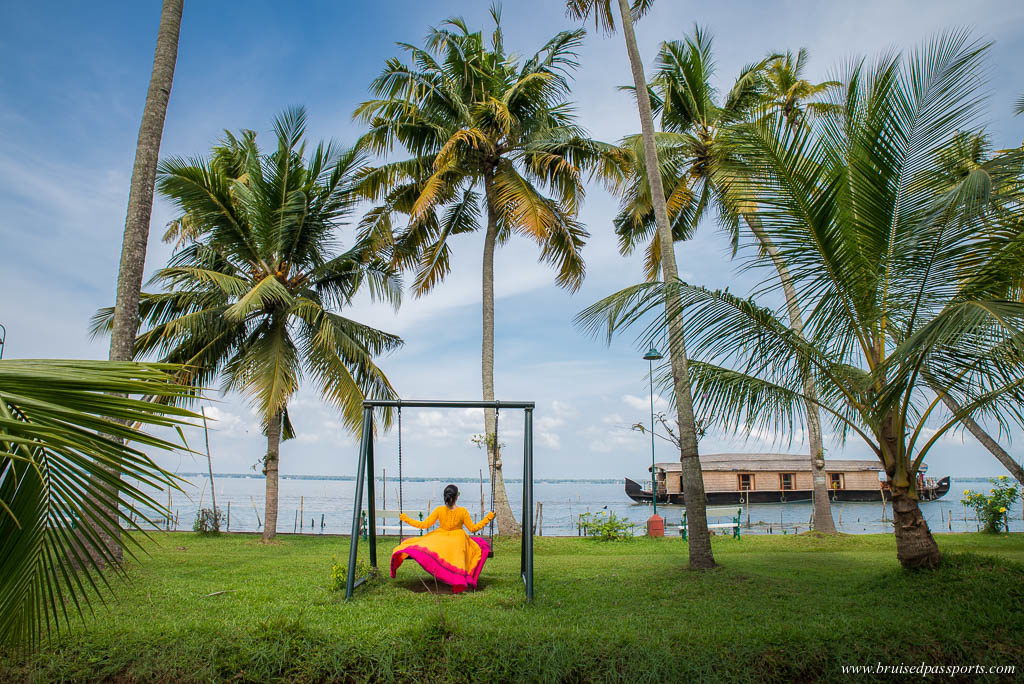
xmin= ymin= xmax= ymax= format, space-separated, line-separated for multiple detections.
xmin=0 ymin=360 xmax=197 ymax=647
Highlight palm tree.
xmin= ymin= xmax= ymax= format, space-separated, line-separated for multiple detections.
xmin=566 ymin=0 xmax=715 ymax=568
xmin=354 ymin=7 xmax=599 ymax=534
xmin=1015 ymin=93 xmax=1023 ymax=116
xmin=584 ymin=32 xmax=1024 ymax=569
xmin=598 ymin=31 xmax=839 ymax=532
xmin=91 ymin=0 xmax=184 ymax=565
xmin=1 ymin=360 xmax=196 ymax=646
xmin=761 ymin=48 xmax=840 ymax=130
xmin=93 ymin=108 xmax=403 ymax=542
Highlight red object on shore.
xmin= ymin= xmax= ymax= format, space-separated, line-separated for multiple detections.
xmin=646 ymin=514 xmax=664 ymax=537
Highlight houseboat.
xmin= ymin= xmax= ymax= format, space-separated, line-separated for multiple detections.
xmin=624 ymin=453 xmax=950 ymax=504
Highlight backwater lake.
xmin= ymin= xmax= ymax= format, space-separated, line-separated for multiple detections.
xmin=142 ymin=474 xmax=1023 ymax=536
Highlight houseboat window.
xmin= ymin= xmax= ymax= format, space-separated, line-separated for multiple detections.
xmin=738 ymin=474 xmax=754 ymax=491
xmin=779 ymin=473 xmax=795 ymax=490
xmin=830 ymin=473 xmax=845 ymax=490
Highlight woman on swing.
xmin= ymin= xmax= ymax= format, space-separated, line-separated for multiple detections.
xmin=391 ymin=485 xmax=494 ymax=593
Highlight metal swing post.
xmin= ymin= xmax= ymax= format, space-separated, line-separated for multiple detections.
xmin=345 ymin=406 xmax=374 ymax=600
xmin=523 ymin=407 xmax=534 ymax=601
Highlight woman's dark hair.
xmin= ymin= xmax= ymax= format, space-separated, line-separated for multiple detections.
xmin=443 ymin=484 xmax=459 ymax=507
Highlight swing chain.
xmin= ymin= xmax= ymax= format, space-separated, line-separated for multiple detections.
xmin=488 ymin=405 xmax=498 ymax=550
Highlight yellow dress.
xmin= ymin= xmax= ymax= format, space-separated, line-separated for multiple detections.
xmin=390 ymin=506 xmax=493 ymax=592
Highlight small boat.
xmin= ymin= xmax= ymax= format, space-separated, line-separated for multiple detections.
xmin=625 ymin=453 xmax=950 ymax=505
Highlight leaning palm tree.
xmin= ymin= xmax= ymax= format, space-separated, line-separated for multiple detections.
xmin=355 ymin=7 xmax=599 ymax=534
xmin=761 ymin=48 xmax=840 ymax=130
xmin=600 ymin=30 xmax=839 ymax=532
xmin=1 ymin=360 xmax=196 ymax=646
xmin=90 ymin=0 xmax=184 ymax=565
xmin=584 ymin=32 xmax=1024 ymax=569
xmin=566 ymin=0 xmax=715 ymax=568
xmin=93 ymin=108 xmax=403 ymax=542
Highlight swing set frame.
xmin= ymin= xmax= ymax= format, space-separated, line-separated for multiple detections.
xmin=345 ymin=399 xmax=536 ymax=601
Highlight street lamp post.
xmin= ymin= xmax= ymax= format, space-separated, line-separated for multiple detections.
xmin=643 ymin=346 xmax=664 ymax=536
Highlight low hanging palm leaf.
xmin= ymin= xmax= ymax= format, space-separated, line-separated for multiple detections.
xmin=1 ymin=360 xmax=197 ymax=647
xmin=92 ymin=107 xmax=403 ymax=541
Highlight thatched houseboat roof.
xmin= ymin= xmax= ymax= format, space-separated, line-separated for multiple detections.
xmin=652 ymin=453 xmax=882 ymax=473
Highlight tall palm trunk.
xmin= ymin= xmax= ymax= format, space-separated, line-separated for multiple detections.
xmin=91 ymin=0 xmax=184 ymax=564
xmin=482 ymin=171 xmax=521 ymax=535
xmin=747 ymin=220 xmax=836 ymax=532
xmin=616 ymin=0 xmax=713 ymax=568
xmin=262 ymin=408 xmax=284 ymax=542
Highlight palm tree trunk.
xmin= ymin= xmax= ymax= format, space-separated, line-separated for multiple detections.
xmin=482 ymin=171 xmax=520 ymax=535
xmin=747 ymin=220 xmax=836 ymax=533
xmin=616 ymin=0 xmax=713 ymax=568
xmin=881 ymin=417 xmax=941 ymax=568
xmin=262 ymin=408 xmax=284 ymax=542
xmin=90 ymin=0 xmax=184 ymax=565
xmin=933 ymin=387 xmax=1024 ymax=484
xmin=891 ymin=486 xmax=941 ymax=569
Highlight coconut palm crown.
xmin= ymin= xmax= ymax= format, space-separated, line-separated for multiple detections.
xmin=602 ymin=27 xmax=773 ymax=279
xmin=353 ymin=6 xmax=602 ymax=533
xmin=761 ymin=48 xmax=840 ymax=129
xmin=93 ymin=107 xmax=402 ymax=540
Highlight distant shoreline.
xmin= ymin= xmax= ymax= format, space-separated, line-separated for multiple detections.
xmin=173 ymin=471 xmax=1000 ymax=485
xmin=173 ymin=471 xmax=621 ymax=484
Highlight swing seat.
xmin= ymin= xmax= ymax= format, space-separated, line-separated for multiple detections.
xmin=360 ymin=509 xmax=425 ymax=539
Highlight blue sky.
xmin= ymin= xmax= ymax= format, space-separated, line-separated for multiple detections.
xmin=2 ymin=1 xmax=1024 ymax=481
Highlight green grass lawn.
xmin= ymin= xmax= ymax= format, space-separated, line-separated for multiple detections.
xmin=3 ymin=532 xmax=1023 ymax=682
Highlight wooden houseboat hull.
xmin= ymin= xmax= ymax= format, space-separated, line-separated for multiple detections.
xmin=624 ymin=476 xmax=951 ymax=505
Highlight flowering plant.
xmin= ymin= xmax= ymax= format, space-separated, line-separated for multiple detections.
xmin=961 ymin=477 xmax=1019 ymax=533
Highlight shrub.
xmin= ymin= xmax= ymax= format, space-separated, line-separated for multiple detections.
xmin=192 ymin=507 xmax=225 ymax=534
xmin=961 ymin=477 xmax=1020 ymax=533
xmin=330 ymin=558 xmax=377 ymax=592
xmin=577 ymin=511 xmax=636 ymax=541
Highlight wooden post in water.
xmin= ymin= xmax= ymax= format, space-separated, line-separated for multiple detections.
xmin=382 ymin=469 xmax=386 ymax=510
xmin=226 ymin=501 xmax=231 ymax=532
xmin=251 ymin=496 xmax=262 ymax=530
xmin=480 ymin=469 xmax=485 ymax=519
xmin=293 ymin=509 xmax=298 ymax=533
xmin=299 ymin=496 xmax=304 ymax=532
xmin=167 ymin=489 xmax=172 ymax=531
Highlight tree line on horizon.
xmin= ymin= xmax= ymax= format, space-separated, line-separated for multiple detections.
xmin=4 ymin=0 xmax=1024 ymax=646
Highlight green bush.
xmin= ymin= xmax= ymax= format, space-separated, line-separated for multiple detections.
xmin=329 ymin=558 xmax=377 ymax=592
xmin=961 ymin=476 xmax=1020 ymax=533
xmin=192 ymin=507 xmax=225 ymax=534
xmin=577 ymin=511 xmax=636 ymax=541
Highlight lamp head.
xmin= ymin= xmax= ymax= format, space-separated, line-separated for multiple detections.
xmin=643 ymin=346 xmax=663 ymax=361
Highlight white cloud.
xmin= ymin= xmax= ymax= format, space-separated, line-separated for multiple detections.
xmin=622 ymin=394 xmax=670 ymax=412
